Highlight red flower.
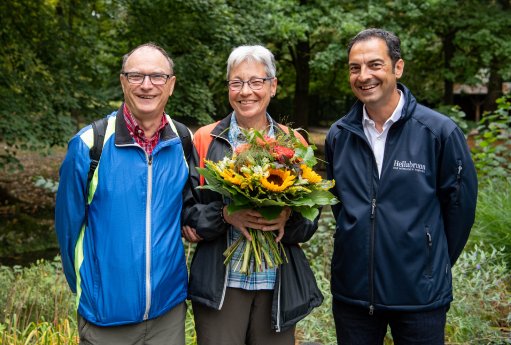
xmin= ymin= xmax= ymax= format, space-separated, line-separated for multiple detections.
xmin=272 ymin=146 xmax=295 ymax=161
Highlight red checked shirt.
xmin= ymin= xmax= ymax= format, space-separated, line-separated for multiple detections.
xmin=123 ymin=104 xmax=168 ymax=155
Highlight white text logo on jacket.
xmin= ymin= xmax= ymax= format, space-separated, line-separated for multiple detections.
xmin=392 ymin=160 xmax=426 ymax=173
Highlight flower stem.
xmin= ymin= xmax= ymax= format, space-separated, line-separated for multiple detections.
xmin=240 ymin=237 xmax=252 ymax=274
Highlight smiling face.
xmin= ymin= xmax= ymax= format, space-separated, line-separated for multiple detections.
xmin=228 ymin=60 xmax=277 ymax=126
xmin=120 ymin=46 xmax=176 ymax=122
xmin=348 ymin=37 xmax=404 ymax=113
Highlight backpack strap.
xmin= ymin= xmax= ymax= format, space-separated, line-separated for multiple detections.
xmin=169 ymin=119 xmax=193 ymax=161
xmin=85 ymin=117 xmax=108 ymax=224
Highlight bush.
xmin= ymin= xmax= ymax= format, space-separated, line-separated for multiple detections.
xmin=0 ymin=257 xmax=76 ymax=344
xmin=469 ymin=178 xmax=511 ymax=267
xmin=1 ymin=216 xmax=510 ymax=344
xmin=0 ymin=257 xmax=74 ymax=324
xmin=0 ymin=257 xmax=197 ymax=345
xmin=471 ymin=95 xmax=511 ymax=180
xmin=447 ymin=244 xmax=510 ymax=344
xmin=297 ymin=211 xmax=337 ymax=344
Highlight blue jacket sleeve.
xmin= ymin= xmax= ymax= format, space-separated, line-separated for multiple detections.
xmin=438 ymin=127 xmax=478 ymax=266
xmin=54 ymin=134 xmax=90 ymax=293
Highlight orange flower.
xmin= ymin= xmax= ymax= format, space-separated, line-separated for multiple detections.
xmin=235 ymin=143 xmax=251 ymax=154
xmin=256 ymin=135 xmax=277 ymax=147
xmin=273 ymin=146 xmax=295 ymax=161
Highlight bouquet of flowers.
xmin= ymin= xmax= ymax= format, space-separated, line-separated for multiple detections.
xmin=197 ymin=128 xmax=338 ymax=275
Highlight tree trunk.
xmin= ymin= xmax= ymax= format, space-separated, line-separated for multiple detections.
xmin=292 ymin=39 xmax=310 ymax=132
xmin=483 ymin=63 xmax=503 ymax=114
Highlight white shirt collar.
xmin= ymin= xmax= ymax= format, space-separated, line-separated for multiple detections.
xmin=363 ymin=90 xmax=404 ymax=131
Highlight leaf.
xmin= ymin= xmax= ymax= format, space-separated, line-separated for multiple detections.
xmin=290 ymin=190 xmax=339 ymax=207
xmin=227 ymin=203 xmax=250 ymax=214
xmin=258 ymin=206 xmax=284 ymax=220
xmin=293 ymin=206 xmax=319 ymax=221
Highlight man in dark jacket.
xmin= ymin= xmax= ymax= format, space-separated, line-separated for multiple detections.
xmin=325 ymin=28 xmax=478 ymax=344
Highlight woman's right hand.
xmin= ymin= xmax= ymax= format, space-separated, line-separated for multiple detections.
xmin=222 ymin=207 xmax=266 ymax=241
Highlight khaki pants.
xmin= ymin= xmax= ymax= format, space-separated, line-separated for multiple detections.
xmin=78 ymin=302 xmax=186 ymax=345
xmin=192 ymin=288 xmax=295 ymax=345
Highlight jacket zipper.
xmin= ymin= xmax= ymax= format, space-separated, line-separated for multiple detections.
xmin=275 ymin=267 xmax=282 ymax=332
xmin=143 ymin=154 xmax=153 ymax=320
xmin=455 ymin=160 xmax=462 ymax=205
xmin=369 ymin=198 xmax=376 ymax=315
xmin=425 ymin=226 xmax=433 ymax=277
xmin=217 ymin=233 xmax=229 ymax=310
xmin=212 ymin=133 xmax=232 ymax=311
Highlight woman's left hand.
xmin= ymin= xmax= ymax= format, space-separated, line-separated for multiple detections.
xmin=258 ymin=207 xmax=292 ymax=242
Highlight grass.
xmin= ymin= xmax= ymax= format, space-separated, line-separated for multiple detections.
xmin=469 ymin=178 xmax=511 ymax=266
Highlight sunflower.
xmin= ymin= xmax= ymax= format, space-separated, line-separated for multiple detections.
xmin=260 ymin=168 xmax=296 ymax=192
xmin=220 ymin=168 xmax=244 ymax=185
xmin=300 ymin=164 xmax=322 ymax=183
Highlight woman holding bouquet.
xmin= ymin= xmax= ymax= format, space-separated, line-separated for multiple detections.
xmin=182 ymin=45 xmax=323 ymax=345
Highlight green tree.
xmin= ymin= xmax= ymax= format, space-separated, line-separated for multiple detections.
xmin=120 ymin=0 xmax=241 ymax=125
xmin=381 ymin=0 xmax=511 ymax=117
xmin=0 ymin=0 xmax=122 ymax=168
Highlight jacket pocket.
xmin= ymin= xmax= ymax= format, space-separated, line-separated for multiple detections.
xmin=424 ymin=226 xmax=433 ymax=278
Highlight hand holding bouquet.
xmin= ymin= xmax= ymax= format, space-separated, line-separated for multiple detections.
xmin=197 ymin=127 xmax=338 ymax=275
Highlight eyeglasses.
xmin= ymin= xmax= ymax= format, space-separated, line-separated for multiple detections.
xmin=227 ymin=77 xmax=273 ymax=91
xmin=349 ymin=62 xmax=386 ymax=75
xmin=121 ymin=72 xmax=172 ymax=85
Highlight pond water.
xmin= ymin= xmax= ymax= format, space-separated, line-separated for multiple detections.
xmin=0 ymin=248 xmax=60 ymax=267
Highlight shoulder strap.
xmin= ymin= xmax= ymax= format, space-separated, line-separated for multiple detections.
xmin=85 ymin=117 xmax=108 ymax=224
xmin=170 ymin=119 xmax=193 ymax=161
xmin=87 ymin=117 xmax=108 ymax=188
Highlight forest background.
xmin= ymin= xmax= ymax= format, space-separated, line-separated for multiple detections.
xmin=0 ymin=0 xmax=510 ymax=344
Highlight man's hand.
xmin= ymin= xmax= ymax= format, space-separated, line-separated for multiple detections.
xmin=182 ymin=225 xmax=203 ymax=243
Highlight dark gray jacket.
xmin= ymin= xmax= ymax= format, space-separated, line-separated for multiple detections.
xmin=183 ymin=113 xmax=323 ymax=332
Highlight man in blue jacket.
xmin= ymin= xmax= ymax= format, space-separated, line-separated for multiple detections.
xmin=55 ymin=43 xmax=195 ymax=345
xmin=325 ymin=28 xmax=478 ymax=344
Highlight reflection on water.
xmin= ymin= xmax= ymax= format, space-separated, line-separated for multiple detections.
xmin=0 ymin=248 xmax=60 ymax=267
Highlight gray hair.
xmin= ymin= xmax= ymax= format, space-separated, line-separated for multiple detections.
xmin=226 ymin=45 xmax=276 ymax=80
xmin=121 ymin=42 xmax=174 ymax=74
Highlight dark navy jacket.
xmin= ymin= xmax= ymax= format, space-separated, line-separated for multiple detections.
xmin=325 ymin=83 xmax=477 ymax=312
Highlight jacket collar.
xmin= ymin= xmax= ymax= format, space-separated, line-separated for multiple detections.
xmin=210 ymin=112 xmax=283 ymax=140
xmin=339 ymin=83 xmax=417 ymax=132
xmin=114 ymin=103 xmax=177 ymax=145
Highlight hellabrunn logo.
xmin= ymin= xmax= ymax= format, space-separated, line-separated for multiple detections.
xmin=393 ymin=160 xmax=426 ymax=173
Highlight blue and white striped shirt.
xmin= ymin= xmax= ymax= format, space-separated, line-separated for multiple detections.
xmin=226 ymin=113 xmax=276 ymax=290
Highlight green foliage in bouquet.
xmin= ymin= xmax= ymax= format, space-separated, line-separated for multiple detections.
xmin=196 ymin=127 xmax=338 ymax=274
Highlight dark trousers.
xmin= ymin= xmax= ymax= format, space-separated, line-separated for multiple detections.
xmin=332 ymin=299 xmax=447 ymax=345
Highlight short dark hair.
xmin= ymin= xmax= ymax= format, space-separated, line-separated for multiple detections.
xmin=121 ymin=42 xmax=174 ymax=74
xmin=347 ymin=28 xmax=402 ymax=65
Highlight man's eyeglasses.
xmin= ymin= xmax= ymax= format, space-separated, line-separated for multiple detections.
xmin=121 ymin=72 xmax=172 ymax=85
xmin=227 ymin=77 xmax=273 ymax=91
